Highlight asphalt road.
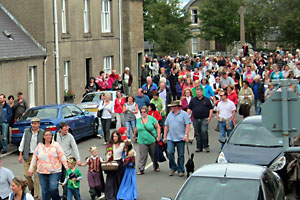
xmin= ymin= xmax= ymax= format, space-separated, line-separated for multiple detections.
xmin=1 ymin=110 xmax=296 ymax=199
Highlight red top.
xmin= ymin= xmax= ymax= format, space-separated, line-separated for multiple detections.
xmin=109 ymin=73 xmax=119 ymax=81
xmin=227 ymin=91 xmax=238 ymax=106
xmin=193 ymin=72 xmax=200 ymax=81
xmin=114 ymin=97 xmax=126 ymax=113
xmin=88 ymin=156 xmax=100 ymax=172
xmin=148 ymin=110 xmax=162 ymax=121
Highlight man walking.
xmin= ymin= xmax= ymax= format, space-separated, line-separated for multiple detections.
xmin=134 ymin=88 xmax=150 ymax=110
xmin=54 ymin=122 xmax=81 ymax=200
xmin=216 ymin=91 xmax=236 ymax=148
xmin=187 ymin=87 xmax=213 ymax=153
xmin=163 ymin=100 xmax=191 ymax=177
xmin=13 ymin=92 xmax=28 ymax=121
xmin=18 ymin=118 xmax=44 ymax=200
xmin=0 ymin=94 xmax=12 ymax=154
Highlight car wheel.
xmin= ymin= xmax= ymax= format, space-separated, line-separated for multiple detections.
xmin=93 ymin=120 xmax=99 ymax=136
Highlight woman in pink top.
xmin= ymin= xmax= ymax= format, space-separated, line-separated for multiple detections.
xmin=29 ymin=130 xmax=68 ymax=200
xmin=182 ymin=78 xmax=194 ymax=96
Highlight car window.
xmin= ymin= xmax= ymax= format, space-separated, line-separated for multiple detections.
xmin=228 ymin=123 xmax=283 ymax=147
xmin=61 ymin=107 xmax=73 ymax=119
xmin=176 ymin=177 xmax=260 ymax=200
xmin=21 ymin=108 xmax=58 ymax=120
xmin=81 ymin=93 xmax=100 ymax=103
xmin=67 ymin=105 xmax=83 ymax=116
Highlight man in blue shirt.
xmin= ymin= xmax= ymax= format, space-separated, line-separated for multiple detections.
xmin=0 ymin=94 xmax=12 ymax=154
xmin=164 ymin=100 xmax=191 ymax=177
xmin=134 ymin=88 xmax=150 ymax=110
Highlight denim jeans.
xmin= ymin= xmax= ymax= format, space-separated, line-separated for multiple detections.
xmin=125 ymin=120 xmax=136 ymax=139
xmin=67 ymin=188 xmax=81 ymax=200
xmin=167 ymin=140 xmax=185 ymax=173
xmin=218 ymin=121 xmax=234 ymax=149
xmin=38 ymin=172 xmax=61 ymax=200
xmin=101 ymin=118 xmax=111 ymax=142
xmin=193 ymin=118 xmax=209 ymax=150
xmin=254 ymin=99 xmax=262 ymax=115
xmin=0 ymin=123 xmax=9 ymax=151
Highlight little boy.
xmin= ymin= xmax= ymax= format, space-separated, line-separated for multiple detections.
xmin=63 ymin=157 xmax=82 ymax=200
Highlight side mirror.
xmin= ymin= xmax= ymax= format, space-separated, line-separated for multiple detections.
xmin=84 ymin=110 xmax=89 ymax=115
xmin=161 ymin=198 xmax=172 ymax=200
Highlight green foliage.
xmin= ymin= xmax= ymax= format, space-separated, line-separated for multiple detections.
xmin=144 ymin=0 xmax=192 ymax=55
xmin=275 ymin=0 xmax=300 ymax=48
xmin=198 ymin=0 xmax=243 ymax=47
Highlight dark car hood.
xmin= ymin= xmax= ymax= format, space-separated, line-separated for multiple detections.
xmin=223 ymin=143 xmax=284 ymax=166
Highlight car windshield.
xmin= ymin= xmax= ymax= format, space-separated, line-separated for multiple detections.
xmin=81 ymin=93 xmax=113 ymax=103
xmin=21 ymin=108 xmax=59 ymax=120
xmin=176 ymin=177 xmax=260 ymax=200
xmin=228 ymin=123 xmax=283 ymax=147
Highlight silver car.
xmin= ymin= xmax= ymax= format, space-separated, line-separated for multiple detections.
xmin=161 ymin=163 xmax=285 ymax=200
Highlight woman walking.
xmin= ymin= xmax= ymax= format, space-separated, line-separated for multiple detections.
xmin=123 ymin=96 xmax=139 ymax=141
xmin=114 ymin=91 xmax=126 ymax=130
xmin=133 ymin=106 xmax=160 ymax=175
xmin=29 ymin=130 xmax=68 ymax=200
xmin=98 ymin=93 xmax=114 ymax=145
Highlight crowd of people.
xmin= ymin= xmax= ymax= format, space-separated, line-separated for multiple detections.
xmin=2 ymin=46 xmax=300 ymax=199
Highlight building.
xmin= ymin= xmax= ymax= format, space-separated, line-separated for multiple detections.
xmin=1 ymin=0 xmax=144 ymax=105
xmin=0 ymin=5 xmax=47 ymax=107
xmin=184 ymin=0 xmax=215 ymax=55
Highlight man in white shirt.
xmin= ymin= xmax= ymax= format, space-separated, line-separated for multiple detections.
xmin=216 ymin=91 xmax=236 ymax=149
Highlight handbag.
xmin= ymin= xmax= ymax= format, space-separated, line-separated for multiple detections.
xmin=97 ymin=101 xmax=104 ymax=118
xmin=238 ymin=104 xmax=245 ymax=115
xmin=141 ymin=118 xmax=167 ymax=162
xmin=101 ymin=160 xmax=119 ymax=171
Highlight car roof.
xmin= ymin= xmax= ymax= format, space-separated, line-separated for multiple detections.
xmin=240 ymin=115 xmax=262 ymax=124
xmin=28 ymin=104 xmax=74 ymax=109
xmin=192 ymin=163 xmax=266 ymax=180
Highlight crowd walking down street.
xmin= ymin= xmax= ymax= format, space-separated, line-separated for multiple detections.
xmin=2 ymin=46 xmax=300 ymax=200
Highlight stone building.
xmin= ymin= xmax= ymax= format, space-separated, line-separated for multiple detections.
xmin=1 ymin=0 xmax=144 ymax=105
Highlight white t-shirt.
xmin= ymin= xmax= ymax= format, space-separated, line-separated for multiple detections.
xmin=216 ymin=99 xmax=236 ymax=119
xmin=9 ymin=192 xmax=34 ymax=200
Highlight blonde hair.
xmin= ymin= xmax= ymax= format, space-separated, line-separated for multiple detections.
xmin=183 ymin=88 xmax=193 ymax=96
xmin=12 ymin=177 xmax=28 ymax=190
xmin=89 ymin=146 xmax=98 ymax=153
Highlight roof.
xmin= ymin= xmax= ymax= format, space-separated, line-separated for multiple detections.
xmin=183 ymin=0 xmax=197 ymax=12
xmin=0 ymin=4 xmax=47 ymax=61
xmin=192 ymin=163 xmax=266 ymax=180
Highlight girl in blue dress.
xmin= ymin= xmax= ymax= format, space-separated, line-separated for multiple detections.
xmin=117 ymin=142 xmax=137 ymax=200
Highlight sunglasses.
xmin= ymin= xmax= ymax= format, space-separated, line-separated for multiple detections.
xmin=141 ymin=111 xmax=147 ymax=113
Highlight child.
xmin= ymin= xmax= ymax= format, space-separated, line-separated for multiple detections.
xmin=81 ymin=146 xmax=105 ymax=200
xmin=119 ymin=127 xmax=128 ymax=142
xmin=62 ymin=157 xmax=82 ymax=200
xmin=117 ymin=142 xmax=137 ymax=200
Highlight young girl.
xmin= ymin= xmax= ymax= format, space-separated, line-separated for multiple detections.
xmin=119 ymin=127 xmax=128 ymax=142
xmin=117 ymin=142 xmax=137 ymax=200
xmin=81 ymin=146 xmax=105 ymax=200
xmin=62 ymin=157 xmax=82 ymax=200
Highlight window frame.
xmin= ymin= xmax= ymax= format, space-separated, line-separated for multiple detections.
xmin=101 ymin=0 xmax=111 ymax=33
xmin=191 ymin=9 xmax=198 ymax=25
xmin=61 ymin=0 xmax=67 ymax=34
xmin=63 ymin=61 xmax=70 ymax=92
xmin=103 ymin=56 xmax=113 ymax=74
xmin=192 ymin=37 xmax=198 ymax=54
xmin=83 ymin=0 xmax=90 ymax=33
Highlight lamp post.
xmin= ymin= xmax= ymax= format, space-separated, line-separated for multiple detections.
xmin=152 ymin=24 xmax=155 ymax=58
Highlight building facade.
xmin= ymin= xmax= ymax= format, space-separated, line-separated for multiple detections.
xmin=1 ymin=0 xmax=144 ymax=105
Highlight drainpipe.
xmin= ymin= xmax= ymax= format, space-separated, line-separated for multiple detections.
xmin=43 ymin=56 xmax=48 ymax=105
xmin=119 ymin=0 xmax=123 ymax=74
xmin=53 ymin=0 xmax=60 ymax=104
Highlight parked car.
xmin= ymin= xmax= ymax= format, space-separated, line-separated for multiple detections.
xmin=77 ymin=91 xmax=126 ymax=122
xmin=161 ymin=163 xmax=285 ymax=200
xmin=216 ymin=115 xmax=290 ymax=191
xmin=11 ymin=104 xmax=98 ymax=144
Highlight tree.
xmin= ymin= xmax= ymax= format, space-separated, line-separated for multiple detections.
xmin=144 ymin=0 xmax=192 ymax=55
xmin=198 ymin=0 xmax=243 ymax=49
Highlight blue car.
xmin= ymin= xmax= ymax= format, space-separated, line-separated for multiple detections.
xmin=11 ymin=104 xmax=99 ymax=144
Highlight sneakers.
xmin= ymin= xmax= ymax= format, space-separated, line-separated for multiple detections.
xmin=195 ymin=149 xmax=202 ymax=153
xmin=1 ymin=150 xmax=7 ymax=154
xmin=169 ymin=170 xmax=175 ymax=176
xmin=205 ymin=147 xmax=210 ymax=153
xmin=178 ymin=172 xmax=184 ymax=177
xmin=97 ymin=134 xmax=103 ymax=139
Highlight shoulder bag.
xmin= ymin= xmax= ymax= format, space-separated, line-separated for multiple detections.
xmin=101 ymin=160 xmax=119 ymax=171
xmin=97 ymin=101 xmax=104 ymax=118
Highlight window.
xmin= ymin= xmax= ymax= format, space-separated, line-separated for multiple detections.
xmin=61 ymin=0 xmax=68 ymax=33
xmin=28 ymin=66 xmax=36 ymax=107
xmin=101 ymin=0 xmax=111 ymax=33
xmin=104 ymin=56 xmax=112 ymax=74
xmin=83 ymin=0 xmax=90 ymax=33
xmin=191 ymin=9 xmax=198 ymax=25
xmin=192 ymin=37 xmax=198 ymax=54
xmin=63 ymin=61 xmax=70 ymax=92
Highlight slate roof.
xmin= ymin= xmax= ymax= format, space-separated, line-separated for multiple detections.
xmin=0 ymin=4 xmax=47 ymax=61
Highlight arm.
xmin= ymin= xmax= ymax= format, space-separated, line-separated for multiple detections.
xmin=133 ymin=127 xmax=138 ymax=139
xmin=207 ymin=109 xmax=213 ymax=124
xmin=57 ymin=144 xmax=68 ymax=170
xmin=28 ymin=146 xmax=39 ymax=175
xmin=122 ymin=104 xmax=128 ymax=113
xmin=163 ymin=125 xmax=169 ymax=143
xmin=70 ymin=136 xmax=81 ymax=164
xmin=134 ymin=103 xmax=139 ymax=114
xmin=183 ymin=123 xmax=190 ymax=142
xmin=18 ymin=132 xmax=26 ymax=163
xmin=154 ymin=121 xmax=161 ymax=141
xmin=232 ymin=109 xmax=236 ymax=121
xmin=187 ymin=108 xmax=192 ymax=116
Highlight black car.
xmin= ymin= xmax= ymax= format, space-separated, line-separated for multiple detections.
xmin=217 ymin=116 xmax=290 ymax=191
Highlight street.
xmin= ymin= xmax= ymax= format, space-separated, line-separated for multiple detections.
xmin=1 ymin=110 xmax=296 ymax=199
xmin=1 ymin=113 xmax=233 ymax=200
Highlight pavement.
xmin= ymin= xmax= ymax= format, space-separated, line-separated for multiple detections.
xmin=0 ymin=142 xmax=19 ymax=158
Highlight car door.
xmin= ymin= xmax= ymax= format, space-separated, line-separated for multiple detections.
xmin=67 ymin=105 xmax=92 ymax=137
xmin=61 ymin=106 xmax=77 ymax=136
